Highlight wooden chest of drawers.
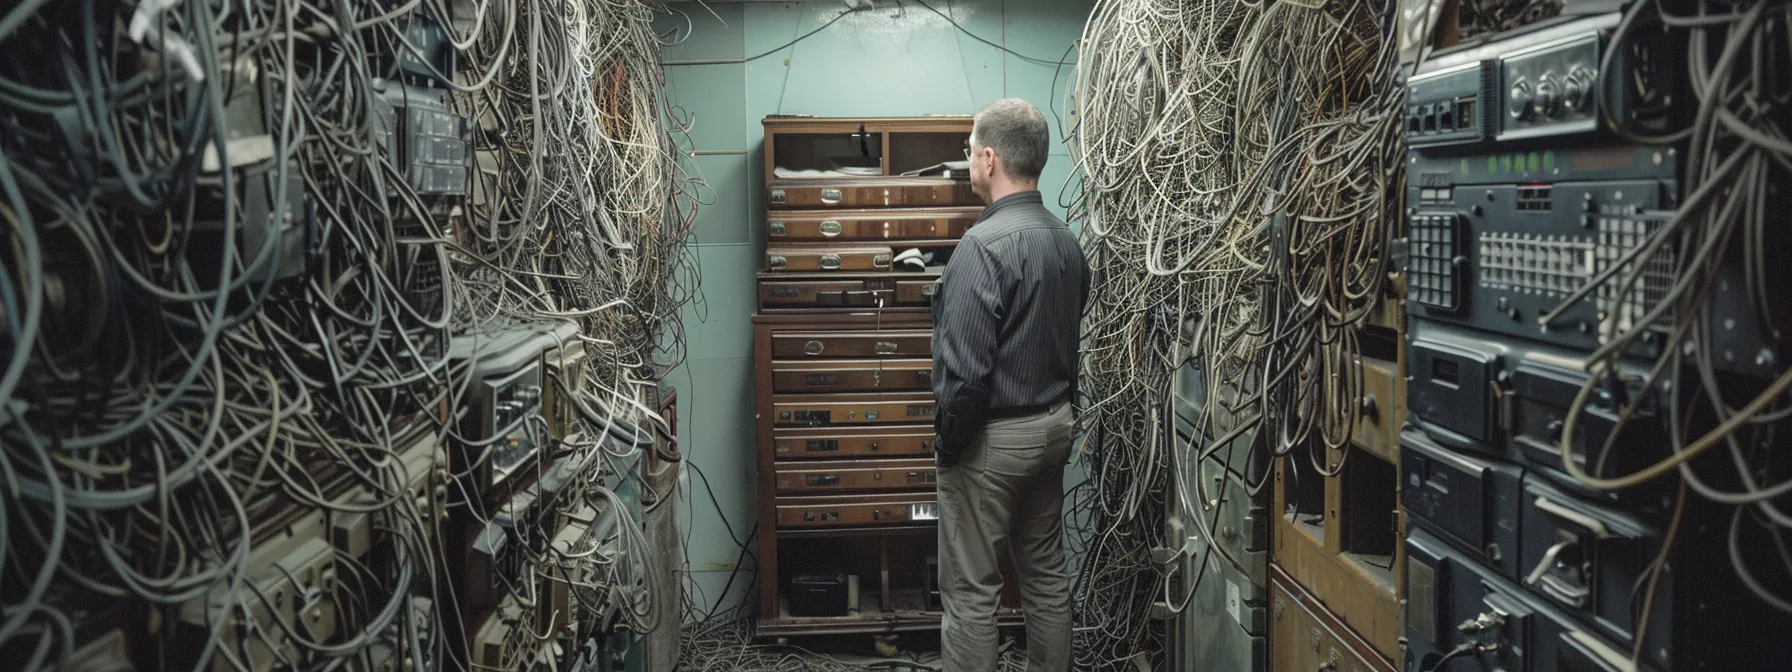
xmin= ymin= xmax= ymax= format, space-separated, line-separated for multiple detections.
xmin=752 ymin=116 xmax=991 ymax=637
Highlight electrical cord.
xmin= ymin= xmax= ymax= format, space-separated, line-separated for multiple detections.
xmin=1066 ymin=0 xmax=1402 ymax=666
xmin=0 ymin=0 xmax=701 ymax=669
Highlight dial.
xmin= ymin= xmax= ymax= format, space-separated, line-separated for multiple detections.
xmin=1536 ymin=72 xmax=1563 ymax=118
xmin=1508 ymin=78 xmax=1535 ymax=120
xmin=1562 ymin=66 xmax=1595 ymax=115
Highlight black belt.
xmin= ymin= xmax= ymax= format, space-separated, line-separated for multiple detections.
xmin=987 ymin=397 xmax=1066 ymax=420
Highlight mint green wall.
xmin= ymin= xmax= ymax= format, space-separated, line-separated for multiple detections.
xmin=656 ymin=0 xmax=1092 ymax=616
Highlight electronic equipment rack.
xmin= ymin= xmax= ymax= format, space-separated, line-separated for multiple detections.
xmin=750 ymin=116 xmax=1022 ymax=637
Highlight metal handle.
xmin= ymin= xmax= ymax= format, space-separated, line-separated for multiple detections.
xmin=1537 ymin=571 xmax=1591 ymax=607
xmin=1525 ymin=539 xmax=1571 ymax=587
xmin=819 ymin=220 xmax=842 ymax=237
xmin=803 ymin=340 xmax=825 ymax=356
xmin=820 ymin=188 xmax=843 ymax=204
xmin=1534 ymin=496 xmax=1611 ymax=538
xmin=805 ymin=474 xmax=839 ymax=487
xmin=819 ymin=254 xmax=842 ymax=270
xmin=769 ymin=222 xmax=786 ymax=237
xmin=770 ymin=188 xmax=786 ymax=203
xmin=873 ymin=253 xmax=891 ymax=269
xmin=768 ymin=255 xmax=788 ymax=270
xmin=1524 ymin=538 xmax=1591 ymax=607
xmin=874 ymin=341 xmax=899 ymax=355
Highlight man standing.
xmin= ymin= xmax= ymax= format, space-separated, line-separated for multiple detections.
xmin=932 ymin=99 xmax=1087 ymax=671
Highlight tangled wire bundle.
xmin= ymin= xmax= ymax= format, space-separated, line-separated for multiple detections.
xmin=1066 ymin=0 xmax=1403 ymax=666
xmin=0 ymin=0 xmax=698 ymax=668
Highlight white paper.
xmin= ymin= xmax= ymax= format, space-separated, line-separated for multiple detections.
xmin=1226 ymin=580 xmax=1242 ymax=625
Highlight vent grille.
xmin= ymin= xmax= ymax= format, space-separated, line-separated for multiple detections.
xmin=1409 ymin=213 xmax=1464 ymax=310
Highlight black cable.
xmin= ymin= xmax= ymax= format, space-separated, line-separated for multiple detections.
xmin=735 ymin=5 xmax=868 ymax=63
xmin=905 ymin=0 xmax=1078 ymax=66
xmin=1421 ymin=643 xmax=1480 ymax=672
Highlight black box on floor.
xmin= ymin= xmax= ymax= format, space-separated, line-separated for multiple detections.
xmin=789 ymin=575 xmax=849 ymax=617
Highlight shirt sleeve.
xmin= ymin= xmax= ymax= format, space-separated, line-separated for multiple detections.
xmin=932 ymin=236 xmax=1006 ymax=457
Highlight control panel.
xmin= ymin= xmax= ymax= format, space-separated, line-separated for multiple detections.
xmin=1405 ymin=60 xmax=1496 ymax=148
xmin=1500 ymin=33 xmax=1600 ymax=141
xmin=449 ymin=321 xmax=577 ymax=501
xmin=371 ymin=80 xmax=471 ymax=196
xmin=1407 ymin=177 xmax=1676 ymax=357
xmin=1405 ymin=12 xmax=1679 ymax=150
xmin=481 ymin=363 xmax=543 ymax=487
xmin=177 ymin=512 xmax=339 ymax=672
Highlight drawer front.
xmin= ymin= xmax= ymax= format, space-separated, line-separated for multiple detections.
xmin=775 ymin=494 xmax=939 ymax=529
xmin=774 ymin=459 xmax=937 ymax=494
xmin=773 ymin=425 xmax=935 ymax=459
xmin=757 ymin=277 xmax=933 ymax=311
xmin=896 ymin=279 xmax=939 ymax=305
xmin=773 ymin=395 xmax=937 ymax=426
xmin=759 ymin=280 xmax=880 ymax=308
xmin=766 ymin=246 xmax=892 ymax=272
xmin=772 ymin=359 xmax=932 ymax=393
xmin=771 ymin=331 xmax=933 ymax=359
xmin=767 ymin=180 xmax=979 ymax=209
xmin=767 ymin=208 xmax=980 ymax=242
xmin=1270 ymin=577 xmax=1394 ymax=672
xmin=1351 ymin=355 xmax=1404 ymax=463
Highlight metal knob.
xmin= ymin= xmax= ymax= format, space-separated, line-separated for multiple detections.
xmin=1536 ymin=72 xmax=1563 ymax=118
xmin=1562 ymin=67 xmax=1594 ymax=115
xmin=1509 ymin=78 xmax=1535 ymax=120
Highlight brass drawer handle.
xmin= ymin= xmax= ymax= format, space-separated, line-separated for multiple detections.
xmin=873 ymin=341 xmax=898 ymax=355
xmin=769 ymin=222 xmax=786 ymax=236
xmin=803 ymin=340 xmax=825 ymax=356
xmin=873 ymin=254 xmax=891 ymax=269
xmin=819 ymin=220 xmax=842 ymax=237
xmin=819 ymin=254 xmax=842 ymax=270
xmin=768 ymin=255 xmax=787 ymax=270
xmin=770 ymin=188 xmax=786 ymax=203
xmin=820 ymin=188 xmax=843 ymax=204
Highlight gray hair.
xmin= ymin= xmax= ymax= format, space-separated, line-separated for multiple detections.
xmin=971 ymin=98 xmax=1049 ymax=182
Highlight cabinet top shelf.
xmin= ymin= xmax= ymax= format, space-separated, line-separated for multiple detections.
xmin=763 ymin=116 xmax=973 ymax=134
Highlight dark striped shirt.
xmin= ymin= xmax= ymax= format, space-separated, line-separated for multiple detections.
xmin=932 ymin=191 xmax=1088 ymax=433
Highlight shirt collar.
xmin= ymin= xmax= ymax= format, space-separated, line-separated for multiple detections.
xmin=978 ymin=190 xmax=1044 ymax=221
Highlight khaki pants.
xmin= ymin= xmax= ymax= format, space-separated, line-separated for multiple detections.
xmin=937 ymin=401 xmax=1074 ymax=672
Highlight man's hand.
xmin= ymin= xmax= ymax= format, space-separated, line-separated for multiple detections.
xmin=932 ymin=382 xmax=989 ymax=469
xmin=934 ymin=436 xmax=961 ymax=469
